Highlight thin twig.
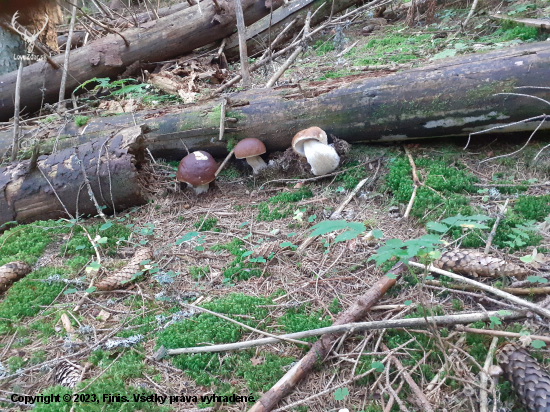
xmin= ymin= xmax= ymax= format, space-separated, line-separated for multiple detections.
xmin=11 ymin=61 xmax=24 ymax=162
xmin=219 ymin=98 xmax=227 ymax=140
xmin=455 ymin=326 xmax=550 ymax=344
xmin=59 ymin=4 xmax=78 ymax=108
xmin=409 ymin=261 xmax=550 ymax=320
xmin=215 ymin=148 xmax=235 ymax=176
xmin=484 ymin=198 xmax=509 ymax=254
xmin=479 ymin=337 xmax=498 ymax=412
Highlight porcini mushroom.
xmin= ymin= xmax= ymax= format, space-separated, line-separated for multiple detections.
xmin=176 ymin=151 xmax=217 ymax=194
xmin=292 ymin=127 xmax=340 ymax=176
xmin=234 ymin=138 xmax=267 ymax=174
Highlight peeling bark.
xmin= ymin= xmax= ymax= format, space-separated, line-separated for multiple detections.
xmin=0 ymin=125 xmax=148 ymax=228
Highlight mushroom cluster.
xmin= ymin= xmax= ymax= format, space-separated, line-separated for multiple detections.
xmin=176 ymin=151 xmax=218 ymax=194
xmin=291 ymin=127 xmax=340 ymax=175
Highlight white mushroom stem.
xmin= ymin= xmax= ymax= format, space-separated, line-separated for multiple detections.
xmin=303 ymin=140 xmax=340 ymax=176
xmin=188 ymin=183 xmax=210 ymax=195
xmin=246 ymin=156 xmax=267 ymax=174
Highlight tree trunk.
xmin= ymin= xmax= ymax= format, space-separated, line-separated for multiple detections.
xmin=0 ymin=125 xmax=148 ymax=228
xmin=0 ymin=26 xmax=26 ymax=75
xmin=1 ymin=42 xmax=549 ymax=161
xmin=0 ymin=0 xmax=284 ymax=121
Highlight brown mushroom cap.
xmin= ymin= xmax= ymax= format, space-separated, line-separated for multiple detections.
xmin=291 ymin=127 xmax=328 ymax=156
xmin=234 ymin=138 xmax=267 ymax=159
xmin=176 ymin=151 xmax=218 ymax=186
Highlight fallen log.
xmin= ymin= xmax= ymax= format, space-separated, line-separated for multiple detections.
xmin=0 ymin=125 xmax=148 ymax=228
xmin=0 ymin=0 xmax=283 ymax=121
xmin=1 ymin=42 xmax=550 ymax=160
xmin=490 ymin=14 xmax=550 ymax=31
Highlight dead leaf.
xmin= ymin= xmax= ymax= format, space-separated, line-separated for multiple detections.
xmin=250 ymin=357 xmax=264 ymax=366
xmin=60 ymin=313 xmax=73 ymax=333
xmin=97 ymin=309 xmax=111 ymax=322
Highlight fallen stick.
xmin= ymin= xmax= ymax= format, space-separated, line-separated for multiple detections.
xmin=484 ymin=198 xmax=509 ymax=254
xmin=479 ymin=337 xmax=498 ymax=412
xmin=215 ymin=148 xmax=235 ymax=176
xmin=218 ymin=98 xmax=226 ymax=140
xmin=382 ymin=343 xmax=434 ymax=412
xmin=10 ymin=61 xmax=23 ymax=162
xmin=409 ymin=261 xmax=550 ymax=320
xmin=455 ymin=325 xmax=550 ymax=344
xmin=425 ymin=279 xmax=550 ymax=295
xmin=59 ymin=4 xmax=78 ymax=107
xmin=403 ymin=145 xmax=421 ymax=219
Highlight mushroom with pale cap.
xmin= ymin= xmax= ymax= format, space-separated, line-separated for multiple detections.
xmin=176 ymin=151 xmax=217 ymax=194
xmin=292 ymin=127 xmax=340 ymax=176
xmin=234 ymin=138 xmax=267 ymax=174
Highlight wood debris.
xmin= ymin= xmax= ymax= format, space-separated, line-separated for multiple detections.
xmin=0 ymin=261 xmax=31 ymax=292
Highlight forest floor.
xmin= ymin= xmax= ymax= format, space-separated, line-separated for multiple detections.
xmin=0 ymin=0 xmax=550 ymax=411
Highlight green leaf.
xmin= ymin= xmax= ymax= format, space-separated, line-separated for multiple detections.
xmin=309 ymin=220 xmax=353 ymax=237
xmin=99 ymin=222 xmax=113 ymax=231
xmin=372 ymin=229 xmax=383 ymax=239
xmin=334 ymin=230 xmax=362 ymax=243
xmin=280 ymin=241 xmax=295 ymax=248
xmin=531 ymin=340 xmax=547 ymax=349
xmin=371 ymin=362 xmax=384 ymax=372
xmin=426 ymin=275 xmax=434 ymax=280
xmin=88 ymin=262 xmax=101 ymax=270
xmin=239 ymin=222 xmax=249 ymax=228
xmin=96 ymin=237 xmax=108 ymax=244
xmin=287 ymin=232 xmax=296 ymax=237
xmin=431 ymin=48 xmax=457 ymax=60
xmin=308 ymin=214 xmax=317 ymax=223
xmin=75 ymin=245 xmax=86 ymax=250
xmin=85 ymin=287 xmax=97 ymax=293
xmin=498 ymin=310 xmax=512 ymax=316
xmin=386 ymin=273 xmax=397 ymax=279
xmin=176 ymin=231 xmax=199 ymax=245
xmin=64 ymin=288 xmax=78 ymax=295
xmin=521 ymin=255 xmax=535 ymax=263
xmin=428 ymin=250 xmax=441 ymax=260
xmin=527 ymin=275 xmax=548 ymax=284
xmin=194 ymin=246 xmax=204 ymax=252
xmin=333 ymin=387 xmax=349 ymax=401
xmin=242 ymin=251 xmax=253 ymax=257
xmin=426 ymin=222 xmax=449 ymax=233
xmin=404 ymin=300 xmax=412 ymax=306
xmin=243 ymin=233 xmax=252 ymax=239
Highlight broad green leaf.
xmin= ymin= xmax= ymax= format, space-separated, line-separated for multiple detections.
xmin=86 ymin=287 xmax=97 ymax=293
xmin=531 ymin=340 xmax=546 ymax=349
xmin=280 ymin=241 xmax=295 ymax=248
xmin=176 ymin=231 xmax=199 ymax=245
xmin=334 ymin=230 xmax=362 ymax=243
xmin=521 ymin=255 xmax=535 ymax=263
xmin=426 ymin=222 xmax=449 ymax=233
xmin=88 ymin=262 xmax=101 ymax=270
xmin=308 ymin=214 xmax=317 ymax=223
xmin=242 ymin=251 xmax=253 ymax=257
xmin=334 ymin=387 xmax=349 ymax=401
xmin=96 ymin=237 xmax=108 ymax=244
xmin=99 ymin=222 xmax=113 ymax=231
xmin=371 ymin=362 xmax=384 ymax=372
xmin=372 ymin=229 xmax=383 ymax=239
xmin=64 ymin=288 xmax=78 ymax=295
xmin=309 ymin=220 xmax=350 ymax=237
xmin=75 ymin=245 xmax=86 ymax=250
xmin=404 ymin=300 xmax=412 ymax=306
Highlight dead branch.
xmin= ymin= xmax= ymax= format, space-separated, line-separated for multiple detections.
xmin=456 ymin=326 xmax=550 ymax=344
xmin=484 ymin=198 xmax=509 ymax=254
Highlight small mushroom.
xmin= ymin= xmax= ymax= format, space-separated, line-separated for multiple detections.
xmin=176 ymin=151 xmax=217 ymax=194
xmin=292 ymin=127 xmax=340 ymax=176
xmin=234 ymin=138 xmax=267 ymax=174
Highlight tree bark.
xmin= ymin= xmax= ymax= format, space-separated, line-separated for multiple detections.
xmin=0 ymin=0 xmax=284 ymax=121
xmin=248 ymin=261 xmax=408 ymax=412
xmin=1 ymin=42 xmax=550 ymax=160
xmin=0 ymin=125 xmax=148 ymax=228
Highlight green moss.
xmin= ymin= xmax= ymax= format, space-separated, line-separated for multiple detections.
xmin=334 ymin=161 xmax=369 ymax=190
xmin=193 ymin=216 xmax=218 ymax=231
xmin=256 ymin=188 xmax=313 ymax=221
xmin=355 ymin=31 xmax=434 ymax=66
xmin=156 ymin=293 xmax=292 ymax=398
xmin=212 ymin=239 xmax=262 ymax=281
xmin=61 ymin=222 xmax=130 ymax=258
xmin=386 ymin=156 xmax=477 ymax=220
xmin=0 ymin=220 xmax=68 ymax=267
xmin=279 ymin=305 xmax=332 ymax=343
xmin=514 ymin=195 xmax=550 ymax=221
xmin=189 ymin=265 xmax=209 ymax=280
xmin=34 ymin=351 xmax=166 ymax=412
xmin=0 ymin=266 xmax=67 ymax=324
xmin=313 ymin=39 xmax=335 ymax=55
xmin=74 ymin=115 xmax=89 ymax=127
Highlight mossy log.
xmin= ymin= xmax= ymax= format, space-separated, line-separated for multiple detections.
xmin=1 ymin=42 xmax=550 ymax=161
xmin=0 ymin=125 xmax=148 ymax=228
xmin=0 ymin=0 xmax=283 ymax=121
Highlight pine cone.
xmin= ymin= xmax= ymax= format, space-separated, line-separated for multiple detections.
xmin=251 ymin=240 xmax=287 ymax=260
xmin=53 ymin=361 xmax=81 ymax=388
xmin=0 ymin=261 xmax=31 ymax=292
xmin=95 ymin=247 xmax=153 ymax=291
xmin=496 ymin=343 xmax=550 ymax=412
xmin=432 ymin=250 xmax=527 ymax=279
